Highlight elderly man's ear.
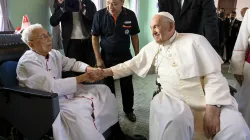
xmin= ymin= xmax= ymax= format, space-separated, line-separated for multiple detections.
xmin=28 ymin=41 xmax=35 ymax=50
xmin=169 ymin=22 xmax=175 ymax=31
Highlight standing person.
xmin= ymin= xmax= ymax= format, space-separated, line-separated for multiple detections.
xmin=91 ymin=0 xmax=140 ymax=122
xmin=229 ymin=9 xmax=250 ymax=128
xmin=158 ymin=0 xmax=220 ymax=54
xmin=225 ymin=11 xmax=241 ymax=63
xmin=102 ymin=12 xmax=250 ymax=140
xmin=218 ymin=12 xmax=225 ymax=58
xmin=50 ymin=0 xmax=96 ymax=66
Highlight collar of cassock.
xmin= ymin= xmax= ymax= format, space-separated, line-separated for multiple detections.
xmin=161 ymin=31 xmax=177 ymax=47
xmin=32 ymin=50 xmax=50 ymax=60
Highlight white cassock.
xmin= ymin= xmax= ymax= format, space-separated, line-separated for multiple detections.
xmin=111 ymin=32 xmax=250 ymax=140
xmin=16 ymin=50 xmax=118 ymax=140
xmin=229 ymin=9 xmax=250 ymax=128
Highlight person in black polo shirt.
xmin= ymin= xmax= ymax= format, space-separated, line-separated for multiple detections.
xmin=92 ymin=0 xmax=140 ymax=122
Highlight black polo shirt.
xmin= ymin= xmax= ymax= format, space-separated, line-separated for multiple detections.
xmin=91 ymin=7 xmax=140 ymax=55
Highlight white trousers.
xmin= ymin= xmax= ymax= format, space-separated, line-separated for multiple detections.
xmin=150 ymin=92 xmax=250 ymax=140
xmin=52 ymin=85 xmax=118 ymax=140
xmin=235 ymin=62 xmax=250 ymax=128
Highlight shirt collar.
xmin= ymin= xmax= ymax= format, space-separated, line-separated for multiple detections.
xmin=32 ymin=50 xmax=50 ymax=60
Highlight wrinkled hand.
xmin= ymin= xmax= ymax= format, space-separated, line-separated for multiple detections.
xmin=234 ymin=74 xmax=244 ymax=86
xmin=203 ymin=105 xmax=221 ymax=139
xmin=96 ymin=58 xmax=105 ymax=68
xmin=83 ymin=69 xmax=104 ymax=83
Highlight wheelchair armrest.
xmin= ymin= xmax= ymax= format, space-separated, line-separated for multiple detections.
xmin=0 ymin=86 xmax=60 ymax=140
xmin=0 ymin=86 xmax=58 ymax=99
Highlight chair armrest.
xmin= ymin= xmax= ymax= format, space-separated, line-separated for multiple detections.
xmin=0 ymin=86 xmax=58 ymax=99
xmin=0 ymin=86 xmax=60 ymax=140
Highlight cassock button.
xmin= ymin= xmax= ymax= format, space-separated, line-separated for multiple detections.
xmin=172 ymin=62 xmax=177 ymax=67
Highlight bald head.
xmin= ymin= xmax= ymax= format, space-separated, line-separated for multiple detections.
xmin=150 ymin=13 xmax=175 ymax=44
xmin=241 ymin=7 xmax=249 ymax=17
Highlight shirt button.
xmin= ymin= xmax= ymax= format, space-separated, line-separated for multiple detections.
xmin=172 ymin=62 xmax=177 ymax=67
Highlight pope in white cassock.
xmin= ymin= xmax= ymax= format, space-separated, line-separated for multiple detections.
xmin=102 ymin=12 xmax=250 ymax=140
xmin=229 ymin=9 xmax=250 ymax=128
xmin=16 ymin=24 xmax=146 ymax=140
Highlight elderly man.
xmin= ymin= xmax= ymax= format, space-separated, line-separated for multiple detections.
xmin=16 ymin=24 xmax=146 ymax=140
xmin=229 ymin=9 xmax=250 ymax=128
xmin=102 ymin=12 xmax=250 ymax=140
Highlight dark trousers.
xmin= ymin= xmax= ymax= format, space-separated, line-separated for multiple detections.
xmin=66 ymin=39 xmax=96 ymax=66
xmin=102 ymin=51 xmax=134 ymax=113
xmin=226 ymin=36 xmax=237 ymax=62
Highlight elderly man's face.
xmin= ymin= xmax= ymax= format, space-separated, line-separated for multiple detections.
xmin=106 ymin=0 xmax=124 ymax=16
xmin=150 ymin=15 xmax=174 ymax=44
xmin=28 ymin=28 xmax=52 ymax=56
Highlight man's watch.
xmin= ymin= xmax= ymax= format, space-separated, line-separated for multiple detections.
xmin=215 ymin=105 xmax=222 ymax=108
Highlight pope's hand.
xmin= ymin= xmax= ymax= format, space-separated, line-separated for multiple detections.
xmin=203 ymin=105 xmax=221 ymax=139
xmin=83 ymin=69 xmax=104 ymax=83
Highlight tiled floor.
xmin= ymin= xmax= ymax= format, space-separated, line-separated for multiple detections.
xmin=115 ymin=64 xmax=237 ymax=139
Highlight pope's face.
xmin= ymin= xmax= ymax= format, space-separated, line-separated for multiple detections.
xmin=106 ymin=0 xmax=124 ymax=16
xmin=28 ymin=28 xmax=52 ymax=56
xmin=150 ymin=15 xmax=172 ymax=44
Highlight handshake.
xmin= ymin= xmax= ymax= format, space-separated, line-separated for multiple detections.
xmin=76 ymin=67 xmax=113 ymax=83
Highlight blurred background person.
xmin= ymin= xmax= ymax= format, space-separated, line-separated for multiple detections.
xmin=158 ymin=0 xmax=220 ymax=54
xmin=218 ymin=11 xmax=225 ymax=58
xmin=50 ymin=0 xmax=96 ymax=67
xmin=225 ymin=11 xmax=241 ymax=63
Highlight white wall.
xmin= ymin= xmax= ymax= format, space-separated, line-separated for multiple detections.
xmin=236 ymin=0 xmax=250 ymax=20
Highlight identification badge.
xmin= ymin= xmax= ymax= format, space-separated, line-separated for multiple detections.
xmin=124 ymin=21 xmax=132 ymax=24
xmin=125 ymin=29 xmax=129 ymax=35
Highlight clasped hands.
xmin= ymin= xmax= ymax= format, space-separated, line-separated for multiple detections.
xmin=83 ymin=67 xmax=106 ymax=83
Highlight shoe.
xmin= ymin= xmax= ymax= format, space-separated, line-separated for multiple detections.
xmin=126 ymin=112 xmax=136 ymax=122
xmin=126 ymin=135 xmax=147 ymax=140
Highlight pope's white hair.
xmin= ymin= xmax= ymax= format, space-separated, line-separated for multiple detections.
xmin=21 ymin=24 xmax=43 ymax=45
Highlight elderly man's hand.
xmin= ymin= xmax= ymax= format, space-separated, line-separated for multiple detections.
xmin=203 ymin=105 xmax=221 ymax=139
xmin=84 ymin=69 xmax=104 ymax=83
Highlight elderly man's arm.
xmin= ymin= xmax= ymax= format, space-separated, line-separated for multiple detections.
xmin=201 ymin=0 xmax=219 ymax=52
xmin=203 ymin=72 xmax=233 ymax=138
xmin=17 ymin=61 xmax=98 ymax=96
